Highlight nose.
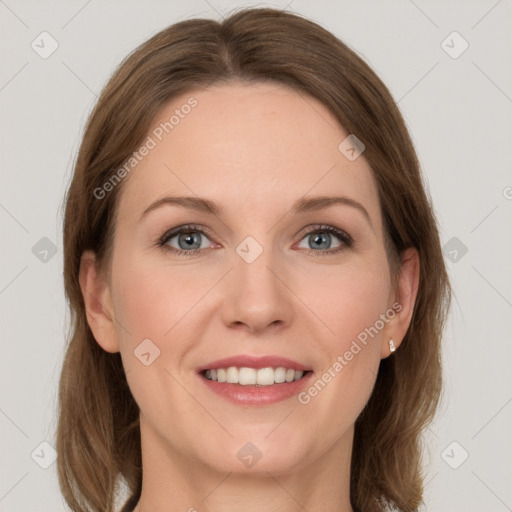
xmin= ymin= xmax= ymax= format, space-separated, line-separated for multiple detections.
xmin=221 ymin=245 xmax=294 ymax=336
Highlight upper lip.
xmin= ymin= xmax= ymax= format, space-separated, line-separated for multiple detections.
xmin=197 ymin=355 xmax=312 ymax=372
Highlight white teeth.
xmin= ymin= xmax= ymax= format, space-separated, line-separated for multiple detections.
xmin=274 ymin=367 xmax=286 ymax=383
xmin=256 ymin=367 xmax=274 ymax=386
xmin=203 ymin=366 xmax=306 ymax=386
xmin=226 ymin=367 xmax=238 ymax=383
xmin=239 ymin=367 xmax=257 ymax=385
xmin=286 ymin=368 xmax=295 ymax=382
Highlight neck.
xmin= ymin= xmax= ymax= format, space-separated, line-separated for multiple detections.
xmin=130 ymin=415 xmax=355 ymax=512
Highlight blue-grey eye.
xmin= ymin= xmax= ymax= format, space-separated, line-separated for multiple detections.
xmin=167 ymin=230 xmax=211 ymax=251
xmin=297 ymin=230 xmax=342 ymax=251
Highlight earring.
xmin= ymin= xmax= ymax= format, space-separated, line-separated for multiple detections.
xmin=389 ymin=339 xmax=396 ymax=353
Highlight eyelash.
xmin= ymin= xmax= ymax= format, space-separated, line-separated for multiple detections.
xmin=157 ymin=223 xmax=353 ymax=257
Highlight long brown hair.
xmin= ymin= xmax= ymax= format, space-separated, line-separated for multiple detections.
xmin=57 ymin=7 xmax=451 ymax=512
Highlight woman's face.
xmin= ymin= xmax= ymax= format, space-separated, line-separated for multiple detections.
xmin=82 ymin=81 xmax=417 ymax=476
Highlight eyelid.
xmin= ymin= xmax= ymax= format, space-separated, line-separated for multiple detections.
xmin=160 ymin=224 xmax=214 ymax=242
xmin=295 ymin=223 xmax=352 ymax=242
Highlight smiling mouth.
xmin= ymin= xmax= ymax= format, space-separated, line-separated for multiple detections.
xmin=201 ymin=367 xmax=311 ymax=386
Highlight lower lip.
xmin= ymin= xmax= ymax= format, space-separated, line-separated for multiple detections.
xmin=199 ymin=372 xmax=313 ymax=405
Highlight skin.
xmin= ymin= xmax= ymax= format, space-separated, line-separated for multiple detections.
xmin=80 ymin=82 xmax=419 ymax=512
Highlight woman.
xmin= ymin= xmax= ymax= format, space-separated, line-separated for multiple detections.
xmin=57 ymin=7 xmax=451 ymax=512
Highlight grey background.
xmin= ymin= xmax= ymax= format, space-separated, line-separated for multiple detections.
xmin=1 ymin=0 xmax=511 ymax=511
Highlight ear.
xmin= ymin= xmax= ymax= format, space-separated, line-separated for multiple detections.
xmin=79 ymin=250 xmax=120 ymax=353
xmin=380 ymin=247 xmax=420 ymax=358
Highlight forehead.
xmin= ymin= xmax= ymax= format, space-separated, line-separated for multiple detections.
xmin=117 ymin=81 xmax=380 ymax=223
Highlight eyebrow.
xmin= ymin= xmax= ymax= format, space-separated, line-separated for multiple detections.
xmin=139 ymin=194 xmax=373 ymax=230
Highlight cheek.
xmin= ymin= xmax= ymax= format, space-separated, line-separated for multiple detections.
xmin=297 ymin=258 xmax=390 ymax=403
xmin=111 ymin=255 xmax=205 ymax=342
xmin=303 ymin=257 xmax=391 ymax=348
xmin=111 ymin=244 xmax=391 ymax=362
xmin=110 ymin=257 xmax=205 ymax=425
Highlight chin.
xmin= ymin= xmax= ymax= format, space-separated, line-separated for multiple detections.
xmin=191 ymin=434 xmax=311 ymax=476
